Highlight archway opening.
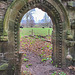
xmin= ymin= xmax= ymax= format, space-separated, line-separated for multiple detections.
xmin=20 ymin=8 xmax=55 ymax=75
xmin=19 ymin=8 xmax=66 ymax=75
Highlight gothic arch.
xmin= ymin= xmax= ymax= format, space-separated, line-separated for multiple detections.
xmin=14 ymin=0 xmax=63 ymax=68
xmin=3 ymin=0 xmax=70 ymax=74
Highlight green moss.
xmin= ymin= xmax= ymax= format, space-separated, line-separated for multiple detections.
xmin=1 ymin=36 xmax=8 ymax=41
xmin=3 ymin=30 xmax=7 ymax=36
xmin=25 ymin=0 xmax=28 ymax=3
xmin=3 ymin=8 xmax=10 ymax=32
xmin=9 ymin=0 xmax=16 ymax=9
xmin=0 ymin=63 xmax=8 ymax=71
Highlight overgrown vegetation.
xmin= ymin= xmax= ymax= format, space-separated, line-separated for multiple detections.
xmin=20 ymin=27 xmax=67 ymax=75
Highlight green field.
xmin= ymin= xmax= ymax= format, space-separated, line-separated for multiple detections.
xmin=20 ymin=28 xmax=53 ymax=38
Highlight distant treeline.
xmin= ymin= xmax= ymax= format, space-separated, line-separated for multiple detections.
xmin=20 ymin=22 xmax=53 ymax=28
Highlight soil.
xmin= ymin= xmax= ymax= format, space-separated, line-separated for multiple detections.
xmin=20 ymin=36 xmax=71 ymax=75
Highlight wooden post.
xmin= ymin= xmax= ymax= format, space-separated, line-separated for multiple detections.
xmin=32 ymin=29 xmax=34 ymax=36
xmin=48 ymin=29 xmax=50 ymax=36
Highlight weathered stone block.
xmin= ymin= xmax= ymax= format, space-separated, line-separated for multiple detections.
xmin=67 ymin=34 xmax=73 ymax=40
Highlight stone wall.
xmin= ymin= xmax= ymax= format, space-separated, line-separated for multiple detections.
xmin=0 ymin=0 xmax=75 ymax=75
xmin=0 ymin=1 xmax=12 ymax=75
xmin=62 ymin=0 xmax=75 ymax=66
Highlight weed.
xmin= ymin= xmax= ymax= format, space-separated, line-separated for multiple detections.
xmin=22 ymin=70 xmax=32 ymax=75
xmin=41 ymin=47 xmax=44 ymax=50
xmin=28 ymin=64 xmax=32 ymax=66
xmin=12 ymin=66 xmax=15 ymax=70
xmin=39 ymin=54 xmax=43 ymax=57
xmin=50 ymin=47 xmax=52 ymax=49
xmin=51 ymin=71 xmax=66 ymax=75
xmin=23 ymin=70 xmax=28 ymax=74
xmin=22 ymin=45 xmax=24 ymax=47
xmin=49 ymin=55 xmax=51 ymax=58
xmin=41 ymin=58 xmax=47 ymax=62
xmin=24 ymin=54 xmax=27 ymax=57
xmin=24 ymin=58 xmax=28 ymax=62
xmin=26 ymin=65 xmax=29 ymax=68
xmin=42 ymin=51 xmax=45 ymax=54
xmin=51 ymin=60 xmax=53 ymax=64
xmin=47 ymin=45 xmax=49 ymax=48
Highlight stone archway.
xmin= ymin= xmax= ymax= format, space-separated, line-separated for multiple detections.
xmin=3 ymin=0 xmax=70 ymax=75
xmin=14 ymin=0 xmax=63 ymax=67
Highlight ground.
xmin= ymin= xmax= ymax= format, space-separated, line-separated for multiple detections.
xmin=20 ymin=36 xmax=70 ymax=75
xmin=20 ymin=28 xmax=53 ymax=38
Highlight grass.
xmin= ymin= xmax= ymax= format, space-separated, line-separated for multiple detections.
xmin=20 ymin=28 xmax=53 ymax=38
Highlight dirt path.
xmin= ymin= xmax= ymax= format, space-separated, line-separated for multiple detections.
xmin=20 ymin=36 xmax=70 ymax=75
xmin=21 ymin=50 xmax=70 ymax=75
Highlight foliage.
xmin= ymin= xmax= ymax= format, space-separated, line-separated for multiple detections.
xmin=50 ymin=47 xmax=52 ymax=49
xmin=26 ymin=65 xmax=29 ymax=68
xmin=26 ymin=64 xmax=32 ymax=68
xmin=24 ymin=58 xmax=28 ymax=62
xmin=51 ymin=60 xmax=53 ymax=64
xmin=41 ymin=47 xmax=44 ymax=50
xmin=49 ymin=55 xmax=51 ymax=58
xmin=23 ymin=70 xmax=28 ymax=74
xmin=22 ymin=70 xmax=32 ymax=75
xmin=47 ymin=45 xmax=50 ymax=48
xmin=28 ymin=64 xmax=32 ymax=66
xmin=24 ymin=54 xmax=27 ymax=57
xmin=12 ymin=66 xmax=16 ymax=71
xmin=39 ymin=54 xmax=43 ymax=57
xmin=41 ymin=58 xmax=47 ymax=62
xmin=51 ymin=71 xmax=66 ymax=75
xmin=20 ymin=36 xmax=53 ymax=58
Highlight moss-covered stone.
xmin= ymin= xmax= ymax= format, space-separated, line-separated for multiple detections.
xmin=67 ymin=34 xmax=73 ymax=40
xmin=0 ymin=63 xmax=8 ymax=71
xmin=0 ymin=36 xmax=8 ymax=41
xmin=3 ymin=30 xmax=7 ymax=36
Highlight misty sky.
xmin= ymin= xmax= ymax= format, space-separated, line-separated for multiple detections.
xmin=21 ymin=8 xmax=52 ymax=23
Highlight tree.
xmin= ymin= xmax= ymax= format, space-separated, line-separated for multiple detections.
xmin=23 ymin=9 xmax=35 ymax=28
